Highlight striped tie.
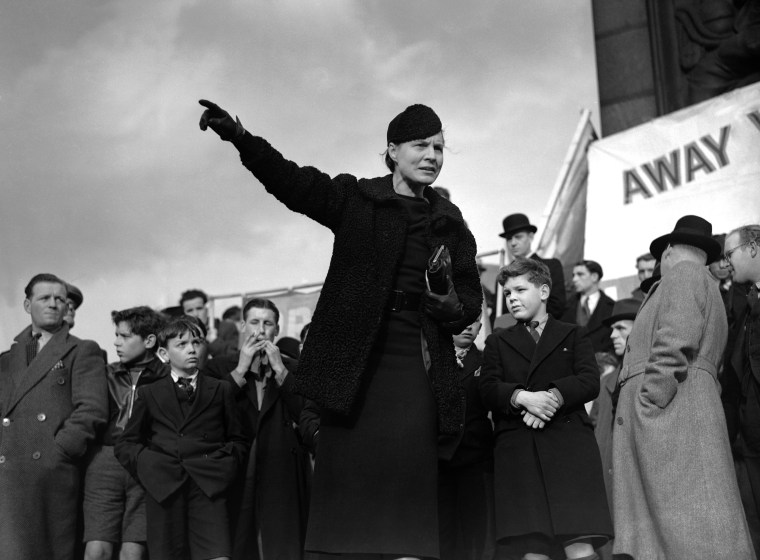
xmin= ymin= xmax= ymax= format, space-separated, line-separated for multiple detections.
xmin=26 ymin=333 xmax=41 ymax=365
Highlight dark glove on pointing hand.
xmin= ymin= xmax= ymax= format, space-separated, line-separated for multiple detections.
xmin=424 ymin=278 xmax=464 ymax=323
xmin=198 ymin=99 xmax=245 ymax=141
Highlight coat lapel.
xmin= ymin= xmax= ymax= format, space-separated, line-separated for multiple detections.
xmin=182 ymin=374 xmax=217 ymax=428
xmin=529 ymin=317 xmax=572 ymax=379
xmin=155 ymin=375 xmax=184 ymax=429
xmin=6 ymin=326 xmax=75 ymax=415
xmin=257 ymin=380 xmax=280 ymax=428
xmin=499 ymin=325 xmax=536 ymax=363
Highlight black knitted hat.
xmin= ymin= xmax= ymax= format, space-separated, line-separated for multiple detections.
xmin=386 ymin=104 xmax=442 ymax=145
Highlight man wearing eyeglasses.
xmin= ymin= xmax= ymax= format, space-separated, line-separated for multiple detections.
xmin=721 ymin=224 xmax=760 ymax=553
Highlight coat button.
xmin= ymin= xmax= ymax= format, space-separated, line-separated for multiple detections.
xmin=617 ymin=417 xmax=624 ymax=425
xmin=0 ymin=456 xmax=5 ymax=463
xmin=57 ymin=377 xmax=66 ymax=385
xmin=2 ymin=418 xmax=9 ymax=427
xmin=32 ymin=451 xmax=41 ymax=460
xmin=179 ymin=433 xmax=184 ymax=437
xmin=37 ymin=413 xmax=46 ymax=422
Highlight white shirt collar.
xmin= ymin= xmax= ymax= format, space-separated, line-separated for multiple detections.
xmin=170 ymin=369 xmax=198 ymax=387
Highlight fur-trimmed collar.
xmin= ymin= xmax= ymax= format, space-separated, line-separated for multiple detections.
xmin=355 ymin=174 xmax=466 ymax=228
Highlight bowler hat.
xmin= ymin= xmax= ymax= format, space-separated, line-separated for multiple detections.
xmin=499 ymin=213 xmax=537 ymax=238
xmin=649 ymin=215 xmax=722 ymax=264
xmin=640 ymin=262 xmax=661 ymax=294
xmin=602 ymin=298 xmax=640 ymax=327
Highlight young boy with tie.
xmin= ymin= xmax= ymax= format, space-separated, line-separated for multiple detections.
xmin=115 ymin=317 xmax=248 ymax=560
xmin=480 ymin=258 xmax=612 ymax=560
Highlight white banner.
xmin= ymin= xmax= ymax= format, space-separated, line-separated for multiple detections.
xmin=586 ymin=82 xmax=760 ymax=280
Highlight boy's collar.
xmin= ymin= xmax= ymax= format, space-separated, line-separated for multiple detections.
xmin=170 ymin=368 xmax=198 ymax=382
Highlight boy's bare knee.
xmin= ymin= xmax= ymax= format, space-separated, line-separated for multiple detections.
xmin=119 ymin=542 xmax=146 ymax=560
xmin=84 ymin=541 xmax=113 ymax=560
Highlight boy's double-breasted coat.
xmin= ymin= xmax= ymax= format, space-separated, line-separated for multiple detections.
xmin=480 ymin=316 xmax=612 ymax=545
xmin=115 ymin=373 xmax=248 ymax=503
xmin=612 ymin=260 xmax=755 ymax=560
xmin=0 ymin=325 xmax=108 ymax=560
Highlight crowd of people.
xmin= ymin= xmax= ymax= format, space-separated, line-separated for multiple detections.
xmin=0 ymin=100 xmax=758 ymax=560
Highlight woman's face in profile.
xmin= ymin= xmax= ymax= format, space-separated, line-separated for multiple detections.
xmin=389 ymin=132 xmax=444 ymax=186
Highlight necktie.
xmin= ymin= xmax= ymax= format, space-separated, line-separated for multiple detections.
xmin=526 ymin=321 xmax=540 ymax=343
xmin=176 ymin=377 xmax=194 ymax=399
xmin=26 ymin=333 xmax=41 ymax=365
xmin=577 ymin=296 xmax=591 ymax=327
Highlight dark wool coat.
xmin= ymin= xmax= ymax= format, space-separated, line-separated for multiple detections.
xmin=0 ymin=325 xmax=108 ymax=560
xmin=479 ymin=317 xmax=612 ymax=544
xmin=203 ymin=355 xmax=312 ymax=560
xmin=231 ymin=133 xmax=483 ymax=434
xmin=115 ymin=373 xmax=248 ymax=503
xmin=561 ymin=290 xmax=616 ymax=353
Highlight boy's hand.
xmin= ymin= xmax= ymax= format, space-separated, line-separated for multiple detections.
xmin=515 ymin=390 xmax=558 ymax=422
xmin=198 ymin=99 xmax=245 ymax=140
xmin=521 ymin=410 xmax=546 ymax=429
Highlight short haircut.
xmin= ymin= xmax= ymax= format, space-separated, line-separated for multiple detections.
xmin=575 ymin=260 xmax=604 ymax=281
xmin=179 ymin=289 xmax=208 ymax=306
xmin=635 ymin=253 xmax=655 ymax=265
xmin=243 ymin=298 xmax=280 ymax=325
xmin=497 ymin=257 xmax=552 ymax=290
xmin=729 ymin=224 xmax=760 ymax=246
xmin=25 ymin=273 xmax=66 ymax=298
xmin=111 ymin=306 xmax=165 ymax=342
xmin=222 ymin=305 xmax=241 ymax=321
xmin=157 ymin=316 xmax=204 ymax=349
xmin=186 ymin=315 xmax=208 ymax=338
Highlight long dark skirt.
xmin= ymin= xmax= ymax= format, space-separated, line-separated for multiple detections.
xmin=305 ymin=312 xmax=439 ymax=558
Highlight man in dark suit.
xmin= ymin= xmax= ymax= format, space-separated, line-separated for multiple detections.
xmin=721 ymin=224 xmax=760 ymax=552
xmin=562 ymin=260 xmax=616 ymax=353
xmin=499 ymin=213 xmax=566 ymax=319
xmin=203 ymin=298 xmax=314 ymax=560
xmin=115 ymin=317 xmax=248 ymax=560
xmin=0 ymin=273 xmax=108 ymax=560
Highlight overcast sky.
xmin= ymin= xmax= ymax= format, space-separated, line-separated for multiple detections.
xmin=0 ymin=0 xmax=599 ymax=353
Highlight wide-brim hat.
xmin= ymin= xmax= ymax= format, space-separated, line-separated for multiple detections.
xmin=499 ymin=213 xmax=537 ymax=238
xmin=602 ymin=298 xmax=641 ymax=327
xmin=640 ymin=262 xmax=661 ymax=294
xmin=649 ymin=215 xmax=722 ymax=264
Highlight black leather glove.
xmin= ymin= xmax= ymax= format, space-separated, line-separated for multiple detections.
xmin=198 ymin=99 xmax=245 ymax=141
xmin=424 ymin=277 xmax=464 ymax=323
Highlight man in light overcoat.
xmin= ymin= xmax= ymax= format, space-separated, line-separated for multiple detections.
xmin=0 ymin=273 xmax=108 ymax=560
xmin=612 ymin=216 xmax=755 ymax=560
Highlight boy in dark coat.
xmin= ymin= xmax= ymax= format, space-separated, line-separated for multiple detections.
xmin=480 ymin=258 xmax=612 ymax=560
xmin=438 ymin=318 xmax=494 ymax=560
xmin=115 ymin=317 xmax=247 ymax=560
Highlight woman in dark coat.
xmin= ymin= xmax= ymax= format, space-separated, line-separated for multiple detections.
xmin=199 ymin=100 xmax=483 ymax=559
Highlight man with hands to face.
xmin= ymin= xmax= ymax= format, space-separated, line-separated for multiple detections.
xmin=203 ymin=298 xmax=313 ymax=560
xmin=480 ymin=258 xmax=611 ymax=560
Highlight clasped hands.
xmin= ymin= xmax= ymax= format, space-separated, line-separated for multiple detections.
xmin=515 ymin=390 xmax=559 ymax=430
xmin=232 ymin=334 xmax=287 ymax=385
